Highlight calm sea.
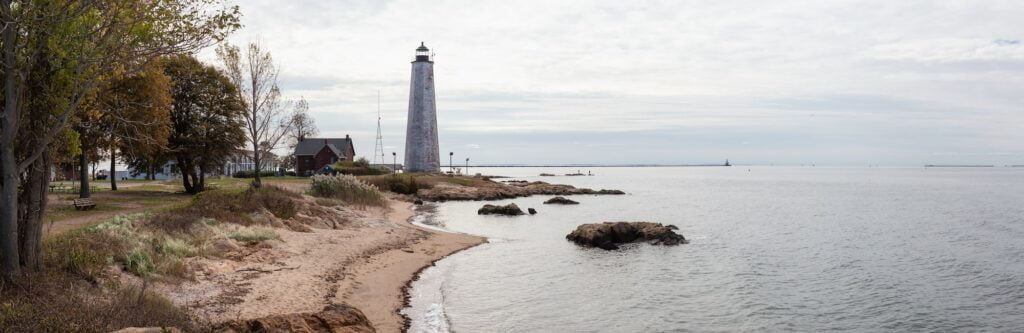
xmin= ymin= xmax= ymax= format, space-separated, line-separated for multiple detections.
xmin=403 ymin=167 xmax=1024 ymax=332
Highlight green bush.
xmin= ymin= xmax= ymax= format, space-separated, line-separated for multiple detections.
xmin=308 ymin=174 xmax=387 ymax=207
xmin=124 ymin=249 xmax=156 ymax=276
xmin=361 ymin=174 xmax=421 ymax=195
xmin=232 ymin=170 xmax=277 ymax=178
xmin=333 ymin=157 xmax=387 ymax=175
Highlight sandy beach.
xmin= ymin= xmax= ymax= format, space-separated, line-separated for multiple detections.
xmin=158 ymin=199 xmax=484 ymax=332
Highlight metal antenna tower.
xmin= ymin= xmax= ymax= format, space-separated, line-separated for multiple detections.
xmin=372 ymin=90 xmax=386 ymax=165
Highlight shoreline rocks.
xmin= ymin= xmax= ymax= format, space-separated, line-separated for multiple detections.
xmin=477 ymin=203 xmax=526 ymax=216
xmin=566 ymin=222 xmax=687 ymax=250
xmin=544 ymin=196 xmax=579 ymax=205
xmin=213 ymin=303 xmax=375 ymax=332
xmin=417 ymin=181 xmax=625 ymax=201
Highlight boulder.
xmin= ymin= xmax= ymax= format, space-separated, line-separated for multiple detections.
xmin=543 ymin=196 xmax=579 ymax=205
xmin=413 ymin=199 xmax=424 ymax=205
xmin=477 ymin=203 xmax=525 ymax=216
xmin=213 ymin=303 xmax=375 ymax=333
xmin=528 ymin=208 xmax=537 ymax=215
xmin=566 ymin=222 xmax=687 ymax=250
xmin=211 ymin=238 xmax=240 ymax=253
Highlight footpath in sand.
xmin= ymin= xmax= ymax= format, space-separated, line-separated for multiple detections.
xmin=159 ymin=199 xmax=484 ymax=333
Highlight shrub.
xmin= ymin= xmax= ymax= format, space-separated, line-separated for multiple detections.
xmin=0 ymin=276 xmax=198 ymax=332
xmin=232 ymin=170 xmax=277 ymax=178
xmin=247 ymin=185 xmax=300 ymax=219
xmin=159 ymin=237 xmax=198 ymax=258
xmin=148 ymin=186 xmax=298 ymax=232
xmin=308 ymin=174 xmax=387 ymax=207
xmin=124 ymin=249 xmax=156 ymax=276
xmin=333 ymin=157 xmax=387 ymax=176
xmin=228 ymin=226 xmax=278 ymax=243
xmin=45 ymin=228 xmax=126 ymax=280
xmin=361 ymin=174 xmax=421 ymax=195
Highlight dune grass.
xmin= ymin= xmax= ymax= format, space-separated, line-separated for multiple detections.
xmin=308 ymin=174 xmax=388 ymax=207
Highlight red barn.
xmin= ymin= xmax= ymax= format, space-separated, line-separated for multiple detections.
xmin=293 ymin=136 xmax=355 ymax=176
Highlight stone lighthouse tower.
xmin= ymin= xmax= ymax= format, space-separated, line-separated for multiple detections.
xmin=404 ymin=42 xmax=440 ymax=172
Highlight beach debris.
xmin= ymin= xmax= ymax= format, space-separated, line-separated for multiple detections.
xmin=566 ymin=222 xmax=687 ymax=250
xmin=477 ymin=203 xmax=526 ymax=216
xmin=213 ymin=303 xmax=374 ymax=333
xmin=528 ymin=208 xmax=537 ymax=215
xmin=543 ymin=196 xmax=579 ymax=205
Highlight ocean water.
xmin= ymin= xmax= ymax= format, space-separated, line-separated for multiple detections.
xmin=403 ymin=167 xmax=1024 ymax=332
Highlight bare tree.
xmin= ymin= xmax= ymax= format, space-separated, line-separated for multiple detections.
xmin=282 ymin=97 xmax=318 ymax=170
xmin=290 ymin=97 xmax=318 ymax=142
xmin=217 ymin=42 xmax=294 ymax=188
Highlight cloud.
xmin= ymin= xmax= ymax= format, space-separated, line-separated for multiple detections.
xmin=863 ymin=38 xmax=1024 ymax=63
xmin=211 ymin=0 xmax=1024 ymax=166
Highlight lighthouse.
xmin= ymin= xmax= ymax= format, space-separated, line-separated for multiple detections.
xmin=404 ymin=42 xmax=441 ymax=172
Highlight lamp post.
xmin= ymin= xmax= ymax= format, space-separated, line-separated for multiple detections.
xmin=449 ymin=152 xmax=454 ymax=174
xmin=392 ymin=152 xmax=397 ymax=175
xmin=465 ymin=158 xmax=469 ymax=176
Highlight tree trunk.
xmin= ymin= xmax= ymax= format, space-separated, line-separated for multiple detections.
xmin=0 ymin=147 xmax=19 ymax=279
xmin=109 ymin=146 xmax=117 ymax=190
xmin=17 ymin=154 xmax=49 ymax=271
xmin=252 ymin=148 xmax=262 ymax=188
xmin=78 ymin=152 xmax=90 ymax=198
xmin=91 ymin=161 xmax=97 ymax=180
xmin=1 ymin=0 xmax=21 ymax=279
xmin=198 ymin=165 xmax=206 ymax=192
xmin=179 ymin=158 xmax=194 ymax=194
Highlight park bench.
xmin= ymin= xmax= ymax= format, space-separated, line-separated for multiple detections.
xmin=73 ymin=198 xmax=96 ymax=211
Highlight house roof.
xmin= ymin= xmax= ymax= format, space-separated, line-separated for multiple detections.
xmin=294 ymin=138 xmax=352 ymax=156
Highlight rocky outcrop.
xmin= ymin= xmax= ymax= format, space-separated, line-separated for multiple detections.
xmin=566 ymin=222 xmax=686 ymax=250
xmin=539 ymin=173 xmax=555 ymax=176
xmin=213 ymin=304 xmax=375 ymax=333
xmin=417 ymin=181 xmax=625 ymax=201
xmin=113 ymin=328 xmax=183 ymax=333
xmin=543 ymin=196 xmax=579 ymax=205
xmin=477 ymin=203 xmax=525 ymax=216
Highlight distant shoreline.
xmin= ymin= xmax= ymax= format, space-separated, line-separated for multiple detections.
xmin=463 ymin=164 xmax=1023 ymax=168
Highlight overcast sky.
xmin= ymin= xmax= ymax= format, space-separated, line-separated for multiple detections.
xmin=199 ymin=0 xmax=1024 ymax=166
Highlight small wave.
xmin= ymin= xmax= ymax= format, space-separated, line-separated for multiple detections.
xmin=420 ymin=303 xmax=451 ymax=333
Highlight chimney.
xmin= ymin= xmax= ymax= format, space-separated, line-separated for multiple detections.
xmin=345 ymin=134 xmax=350 ymax=140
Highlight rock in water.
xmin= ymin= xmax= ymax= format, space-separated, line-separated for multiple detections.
xmin=413 ymin=199 xmax=424 ymax=205
xmin=213 ymin=303 xmax=375 ymax=332
xmin=528 ymin=208 xmax=537 ymax=214
xmin=543 ymin=196 xmax=579 ymax=205
xmin=477 ymin=203 xmax=525 ymax=216
xmin=566 ymin=222 xmax=687 ymax=250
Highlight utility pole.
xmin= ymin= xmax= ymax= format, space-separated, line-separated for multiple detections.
xmin=465 ymin=158 xmax=469 ymax=176
xmin=449 ymin=152 xmax=453 ymax=174
xmin=392 ymin=152 xmax=397 ymax=175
